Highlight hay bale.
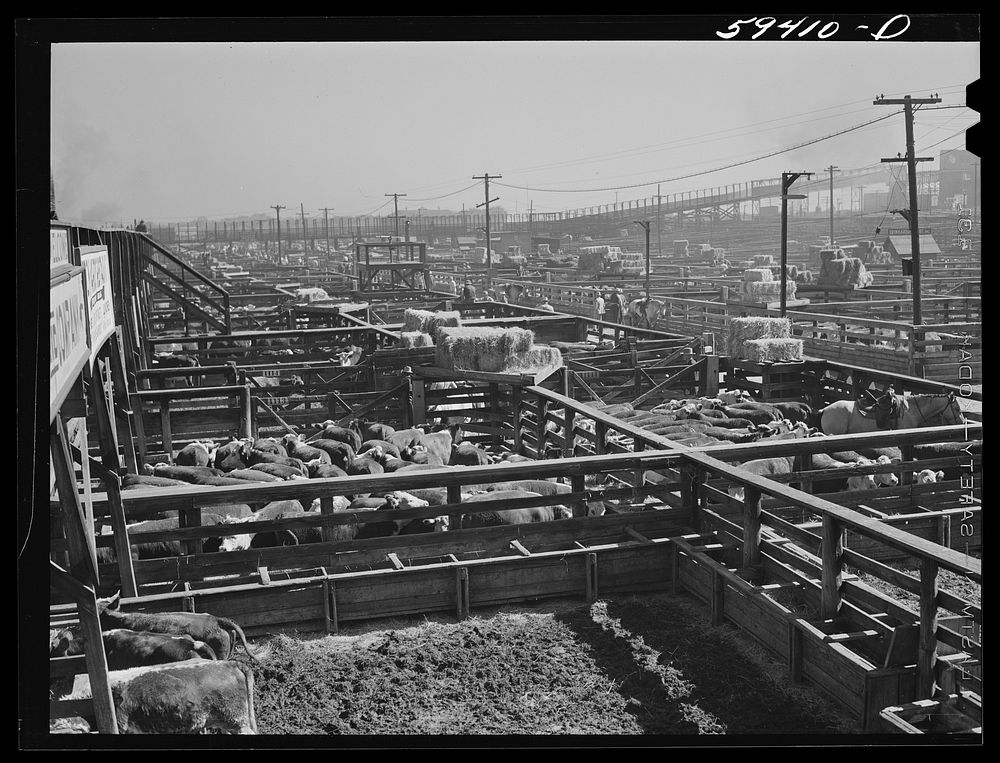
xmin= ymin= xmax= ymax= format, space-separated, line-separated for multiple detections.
xmin=818 ymin=256 xmax=873 ymax=288
xmin=795 ymin=270 xmax=814 ymax=283
xmin=501 ymin=345 xmax=563 ymax=373
xmin=752 ymin=254 xmax=775 ymax=267
xmin=404 ymin=308 xmax=463 ymax=334
xmin=727 ymin=316 xmax=791 ymax=356
xmin=740 ymin=280 xmax=797 ymax=304
xmin=740 ymin=338 xmax=803 ymax=363
xmin=743 ymin=268 xmax=773 ymax=282
xmin=400 ymin=331 xmax=435 ymax=348
xmin=434 ymin=326 xmax=536 ymax=372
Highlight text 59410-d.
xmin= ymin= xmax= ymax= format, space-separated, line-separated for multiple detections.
xmin=716 ymin=15 xmax=911 ymax=41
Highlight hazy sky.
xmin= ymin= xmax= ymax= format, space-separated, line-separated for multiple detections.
xmin=50 ymin=39 xmax=979 ymax=225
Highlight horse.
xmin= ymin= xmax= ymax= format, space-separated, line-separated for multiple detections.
xmin=820 ymin=392 xmax=965 ymax=435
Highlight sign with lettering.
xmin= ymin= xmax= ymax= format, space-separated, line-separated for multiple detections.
xmin=50 ymin=272 xmax=90 ymax=421
xmin=81 ymin=247 xmax=115 ymax=359
xmin=50 ymin=227 xmax=70 ymax=272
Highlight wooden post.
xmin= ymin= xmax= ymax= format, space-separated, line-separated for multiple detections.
xmin=900 ymin=445 xmax=914 ymax=485
xmin=319 ymin=496 xmax=337 ymax=543
xmin=585 ymin=552 xmax=598 ymax=602
xmin=918 ymin=558 xmax=939 ymax=699
xmin=741 ymin=485 xmax=762 ymax=569
xmin=820 ymin=515 xmax=844 ymax=619
xmin=571 ymin=474 xmax=587 ymax=518
xmin=411 ymin=378 xmax=426 ymax=427
xmin=400 ymin=368 xmax=414 ymax=429
xmin=104 ymin=475 xmax=137 ymax=598
xmin=72 ymin=580 xmax=119 ymax=734
xmin=799 ymin=453 xmax=814 ymax=494
xmin=489 ymin=383 xmax=501 ymax=451
xmin=594 ymin=421 xmax=607 ymax=456
xmin=681 ymin=464 xmax=702 ymax=531
xmin=321 ymin=577 xmax=332 ymax=634
xmin=239 ymin=384 xmax=253 ymax=439
xmin=159 ymin=398 xmax=172 ymax=459
xmin=88 ymin=352 xmax=121 ymax=474
xmin=178 ymin=504 xmax=203 ymax=557
xmin=701 ymin=354 xmax=720 ymax=396
xmin=535 ymin=393 xmax=547 ymax=458
xmin=511 ymin=385 xmax=523 ymax=454
xmin=447 ymin=485 xmax=463 ymax=533
xmin=110 ymin=331 xmax=139 ymax=475
xmin=455 ymin=566 xmax=470 ymax=620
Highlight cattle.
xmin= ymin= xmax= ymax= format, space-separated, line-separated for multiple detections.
xmin=307 ymin=460 xmax=348 ymax=479
xmin=50 ymin=627 xmax=219 ymax=669
xmin=139 ymin=463 xmax=250 ymax=487
xmin=250 ymin=437 xmax=287 ymax=457
xmin=624 ymin=297 xmax=666 ymax=328
xmin=450 ymin=441 xmax=493 ymax=466
xmin=856 ymin=446 xmax=902 ymax=462
xmin=335 ymin=344 xmax=364 ymax=366
xmin=911 ymin=440 xmax=982 ymax=479
xmin=358 ymin=439 xmax=402 ymax=460
xmin=61 ymin=659 xmax=257 ymax=734
xmin=250 ymin=374 xmax=304 ymax=389
xmin=120 ymin=474 xmax=189 ymax=489
xmin=99 ymin=513 xmax=241 ymax=562
xmin=471 ymin=479 xmax=572 ymax=497
xmin=721 ymin=403 xmax=783 ymax=425
xmin=247 ymin=462 xmax=309 ymax=480
xmin=96 ymin=593 xmax=258 ymax=662
xmin=728 ymin=456 xmax=795 ymax=501
xmin=211 ymin=439 xmax=250 ymax=472
xmin=311 ymin=421 xmax=362 ymax=451
xmin=498 ymin=453 xmax=534 ymax=463
xmin=150 ymin=353 xmax=203 ymax=389
xmin=352 ymin=420 xmax=396 ymax=443
xmin=215 ymin=500 xmax=310 ymax=551
xmin=858 ymin=456 xmax=899 ymax=488
xmin=461 ymin=490 xmax=570 ymax=527
xmin=175 ymin=441 xmax=215 ymax=467
xmin=406 ymin=429 xmax=457 ymax=465
xmin=699 ymin=426 xmax=765 ymax=444
xmin=399 ymin=444 xmax=446 ymax=466
xmin=386 ymin=427 xmax=426 ymax=452
xmin=242 ymin=446 xmax=309 ymax=476
xmin=770 ymin=401 xmax=816 ymax=426
xmin=914 ymin=468 xmax=945 ymax=484
xmin=346 ymin=452 xmax=385 ymax=485
xmin=225 ymin=468 xmax=283 ymax=483
xmin=348 ymin=491 xmax=436 ymax=538
xmin=281 ymin=434 xmax=332 ymax=465
xmin=306 ymin=438 xmax=355 ymax=469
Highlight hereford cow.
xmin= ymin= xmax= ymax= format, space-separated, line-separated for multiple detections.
xmin=61 ymin=659 xmax=257 ymax=734
xmin=50 ymin=627 xmax=219 ymax=669
xmin=96 ymin=593 xmax=258 ymax=662
xmin=460 ymin=490 xmax=570 ymax=528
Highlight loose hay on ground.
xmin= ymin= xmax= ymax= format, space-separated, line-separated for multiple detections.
xmin=252 ymin=592 xmax=858 ymax=735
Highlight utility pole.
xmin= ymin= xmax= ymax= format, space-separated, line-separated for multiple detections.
xmin=634 ymin=220 xmax=651 ymax=296
xmin=875 ymin=93 xmax=940 ymax=326
xmin=656 ymin=184 xmax=663 ymax=258
xmin=473 ymin=172 xmax=501 ymax=273
xmin=319 ymin=207 xmax=334 ymax=254
xmin=385 ymin=193 xmax=407 ymax=240
xmin=270 ymin=204 xmax=286 ymax=264
xmin=826 ymin=165 xmax=840 ymax=245
xmin=528 ymin=199 xmax=533 ymax=243
xmin=299 ymin=203 xmax=309 ymax=253
xmin=971 ymin=162 xmax=979 ymax=229
xmin=780 ymin=172 xmax=812 ymax=317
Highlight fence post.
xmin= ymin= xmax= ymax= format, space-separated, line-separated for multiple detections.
xmin=681 ymin=464 xmax=703 ymax=531
xmin=820 ymin=515 xmax=844 ymax=619
xmin=239 ymin=384 xmax=253 ymax=439
xmin=918 ymin=558 xmax=939 ymax=699
xmin=511 ymin=385 xmax=523 ymax=454
xmin=400 ymin=367 xmax=414 ymax=429
xmin=447 ymin=485 xmax=463 ymax=534
xmin=741 ymin=485 xmax=762 ymax=570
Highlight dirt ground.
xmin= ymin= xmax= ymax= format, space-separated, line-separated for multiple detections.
xmin=249 ymin=591 xmax=859 ymax=737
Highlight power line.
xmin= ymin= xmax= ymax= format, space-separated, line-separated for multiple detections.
xmin=495 ymin=111 xmax=902 ymax=194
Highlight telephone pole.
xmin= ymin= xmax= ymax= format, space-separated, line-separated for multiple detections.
xmin=270 ymin=204 xmax=286 ymax=264
xmin=656 ymin=184 xmax=663 ymax=258
xmin=385 ymin=193 xmax=407 ymax=240
xmin=473 ymin=173 xmax=501 ymax=273
xmin=875 ymin=93 xmax=940 ymax=326
xmin=825 ymin=165 xmax=840 ymax=245
xmin=299 ymin=203 xmax=309 ymax=253
xmin=633 ymin=220 xmax=651 ymax=296
xmin=780 ymin=172 xmax=812 ymax=317
xmin=319 ymin=207 xmax=334 ymax=254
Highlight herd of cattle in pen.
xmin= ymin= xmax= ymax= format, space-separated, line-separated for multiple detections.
xmin=96 ymin=388 xmax=968 ymax=564
xmin=50 ymin=385 xmax=974 ymax=734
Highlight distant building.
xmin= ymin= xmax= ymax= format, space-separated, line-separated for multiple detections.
xmin=883 ymin=233 xmax=942 ymax=258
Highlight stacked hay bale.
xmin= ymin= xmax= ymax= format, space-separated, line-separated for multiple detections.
xmin=817 ymin=249 xmax=874 ymax=288
xmin=434 ymin=326 xmax=563 ymax=373
xmin=403 ymin=308 xmax=462 ymax=336
xmin=752 ymin=254 xmax=776 ymax=267
xmin=726 ymin=316 xmax=801 ymax=362
xmin=738 ymin=267 xmax=797 ymax=305
xmin=400 ymin=332 xmax=435 ymax=348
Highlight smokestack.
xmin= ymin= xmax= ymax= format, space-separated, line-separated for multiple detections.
xmin=50 ymin=172 xmax=58 ymax=220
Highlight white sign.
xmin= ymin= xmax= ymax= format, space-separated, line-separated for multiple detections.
xmin=50 ymin=228 xmax=70 ymax=272
xmin=81 ymin=248 xmax=115 ymax=358
xmin=50 ymin=272 xmax=90 ymax=422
